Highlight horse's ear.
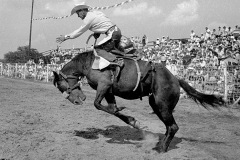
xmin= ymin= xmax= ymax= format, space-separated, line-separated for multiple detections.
xmin=53 ymin=71 xmax=59 ymax=86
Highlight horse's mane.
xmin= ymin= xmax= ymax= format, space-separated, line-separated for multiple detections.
xmin=71 ymin=50 xmax=93 ymax=62
xmin=61 ymin=50 xmax=94 ymax=72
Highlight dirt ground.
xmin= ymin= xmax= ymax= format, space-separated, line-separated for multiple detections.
xmin=0 ymin=77 xmax=240 ymax=160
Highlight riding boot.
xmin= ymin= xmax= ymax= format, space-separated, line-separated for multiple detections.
xmin=118 ymin=45 xmax=125 ymax=52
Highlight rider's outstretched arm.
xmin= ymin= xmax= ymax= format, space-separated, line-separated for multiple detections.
xmin=56 ymin=24 xmax=90 ymax=44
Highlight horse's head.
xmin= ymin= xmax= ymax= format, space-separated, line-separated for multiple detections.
xmin=53 ymin=71 xmax=86 ymax=105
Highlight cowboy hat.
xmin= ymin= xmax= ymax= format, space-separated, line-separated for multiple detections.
xmin=71 ymin=2 xmax=91 ymax=15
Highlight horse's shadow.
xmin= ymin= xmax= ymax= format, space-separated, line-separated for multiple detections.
xmin=74 ymin=125 xmax=182 ymax=151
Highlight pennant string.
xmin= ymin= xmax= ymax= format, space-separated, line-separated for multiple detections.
xmin=33 ymin=0 xmax=135 ymax=21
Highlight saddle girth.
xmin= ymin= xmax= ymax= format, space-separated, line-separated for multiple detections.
xmin=117 ymin=56 xmax=154 ymax=100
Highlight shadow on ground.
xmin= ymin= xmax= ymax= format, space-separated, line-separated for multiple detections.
xmin=74 ymin=125 xmax=183 ymax=151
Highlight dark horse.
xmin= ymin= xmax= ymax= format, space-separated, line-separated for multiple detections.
xmin=53 ymin=50 xmax=225 ymax=152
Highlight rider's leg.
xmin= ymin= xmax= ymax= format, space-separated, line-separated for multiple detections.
xmin=95 ymin=46 xmax=123 ymax=79
xmin=111 ymin=28 xmax=124 ymax=52
xmin=102 ymin=39 xmax=115 ymax=52
xmin=116 ymin=40 xmax=125 ymax=52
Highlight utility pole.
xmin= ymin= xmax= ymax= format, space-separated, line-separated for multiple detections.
xmin=29 ymin=0 xmax=34 ymax=61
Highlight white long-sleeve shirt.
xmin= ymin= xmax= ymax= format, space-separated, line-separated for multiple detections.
xmin=66 ymin=11 xmax=114 ymax=39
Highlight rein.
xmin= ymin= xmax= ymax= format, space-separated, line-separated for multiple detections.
xmin=59 ymin=71 xmax=82 ymax=99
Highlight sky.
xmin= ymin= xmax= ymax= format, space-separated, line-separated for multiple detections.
xmin=0 ymin=0 xmax=239 ymax=58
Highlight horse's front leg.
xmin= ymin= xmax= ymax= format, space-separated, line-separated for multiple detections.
xmin=94 ymin=83 xmax=140 ymax=129
xmin=104 ymin=92 xmax=126 ymax=112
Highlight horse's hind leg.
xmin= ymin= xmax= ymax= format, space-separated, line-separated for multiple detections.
xmin=149 ymin=94 xmax=179 ymax=153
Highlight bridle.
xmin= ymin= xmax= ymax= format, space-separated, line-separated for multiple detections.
xmin=58 ymin=71 xmax=82 ymax=99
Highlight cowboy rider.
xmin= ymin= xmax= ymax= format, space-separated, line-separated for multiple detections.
xmin=56 ymin=2 xmax=124 ymax=74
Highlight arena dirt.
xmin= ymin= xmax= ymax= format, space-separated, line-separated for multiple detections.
xmin=0 ymin=77 xmax=240 ymax=160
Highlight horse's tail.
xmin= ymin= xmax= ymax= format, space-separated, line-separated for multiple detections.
xmin=178 ymin=79 xmax=226 ymax=109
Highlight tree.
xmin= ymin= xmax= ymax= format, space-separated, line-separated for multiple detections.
xmin=0 ymin=59 xmax=5 ymax=63
xmin=4 ymin=46 xmax=43 ymax=63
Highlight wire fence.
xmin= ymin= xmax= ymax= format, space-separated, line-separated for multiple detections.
xmin=0 ymin=62 xmax=239 ymax=106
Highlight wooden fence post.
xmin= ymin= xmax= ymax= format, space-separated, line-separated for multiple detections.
xmin=46 ymin=64 xmax=49 ymax=82
xmin=34 ymin=64 xmax=37 ymax=80
xmin=7 ymin=63 xmax=10 ymax=77
xmin=15 ymin=63 xmax=18 ymax=78
xmin=0 ymin=62 xmax=2 ymax=75
xmin=224 ymin=65 xmax=228 ymax=101
xmin=23 ymin=63 xmax=26 ymax=79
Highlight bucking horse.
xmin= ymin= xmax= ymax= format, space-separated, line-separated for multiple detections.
xmin=53 ymin=49 xmax=225 ymax=153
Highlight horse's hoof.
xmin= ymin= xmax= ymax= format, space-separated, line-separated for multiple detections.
xmin=152 ymin=146 xmax=166 ymax=153
xmin=135 ymin=120 xmax=140 ymax=129
xmin=149 ymin=111 xmax=155 ymax=114
xmin=117 ymin=106 xmax=126 ymax=112
xmin=129 ymin=120 xmax=140 ymax=129
xmin=140 ymin=126 xmax=148 ymax=130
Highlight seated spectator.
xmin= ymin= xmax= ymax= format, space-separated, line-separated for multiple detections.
xmin=217 ymin=26 xmax=222 ymax=36
xmin=211 ymin=29 xmax=217 ymax=39
xmin=205 ymin=27 xmax=212 ymax=41
xmin=142 ymin=35 xmax=147 ymax=47
xmin=190 ymin=30 xmax=196 ymax=41
xmin=160 ymin=55 xmax=167 ymax=66
xmin=161 ymin=36 xmax=166 ymax=43
xmin=156 ymin=38 xmax=160 ymax=46
xmin=222 ymin=26 xmax=228 ymax=36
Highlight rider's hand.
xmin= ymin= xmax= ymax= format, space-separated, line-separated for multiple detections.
xmin=93 ymin=33 xmax=100 ymax=39
xmin=56 ymin=35 xmax=68 ymax=44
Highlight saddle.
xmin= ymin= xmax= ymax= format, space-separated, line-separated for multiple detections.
xmin=110 ymin=51 xmax=155 ymax=101
xmin=115 ymin=49 xmax=141 ymax=80
xmin=92 ymin=47 xmax=154 ymax=100
xmin=111 ymin=48 xmax=138 ymax=57
xmin=92 ymin=48 xmax=139 ymax=78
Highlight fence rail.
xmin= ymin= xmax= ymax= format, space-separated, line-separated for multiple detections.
xmin=0 ymin=62 xmax=239 ymax=105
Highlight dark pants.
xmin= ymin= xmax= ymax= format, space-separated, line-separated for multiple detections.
xmin=98 ymin=26 xmax=123 ymax=52
xmin=95 ymin=26 xmax=123 ymax=62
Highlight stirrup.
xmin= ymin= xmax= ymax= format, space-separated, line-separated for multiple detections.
xmin=108 ymin=64 xmax=121 ymax=80
xmin=109 ymin=62 xmax=120 ymax=67
xmin=114 ymin=58 xmax=124 ymax=67
xmin=114 ymin=66 xmax=121 ymax=79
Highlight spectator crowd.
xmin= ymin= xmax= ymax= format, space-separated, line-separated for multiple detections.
xmin=138 ymin=25 xmax=240 ymax=75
